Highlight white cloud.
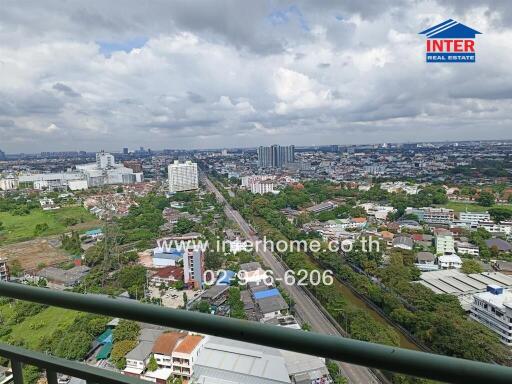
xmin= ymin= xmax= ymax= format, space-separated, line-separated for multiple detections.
xmin=0 ymin=0 xmax=511 ymax=151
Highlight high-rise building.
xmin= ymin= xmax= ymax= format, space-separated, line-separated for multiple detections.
xmin=123 ymin=147 xmax=129 ymax=154
xmin=257 ymin=145 xmax=295 ymax=168
xmin=0 ymin=258 xmax=9 ymax=282
xmin=0 ymin=149 xmax=6 ymax=161
xmin=168 ymin=160 xmax=199 ymax=193
xmin=183 ymin=248 xmax=205 ymax=289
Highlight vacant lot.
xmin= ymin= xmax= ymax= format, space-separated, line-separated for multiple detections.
xmin=440 ymin=201 xmax=512 ymax=212
xmin=0 ymin=206 xmax=100 ymax=245
xmin=0 ymin=304 xmax=80 ymax=350
xmin=0 ymin=237 xmax=71 ymax=270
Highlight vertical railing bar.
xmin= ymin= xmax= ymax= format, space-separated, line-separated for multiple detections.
xmin=46 ymin=369 xmax=58 ymax=384
xmin=11 ymin=358 xmax=23 ymax=384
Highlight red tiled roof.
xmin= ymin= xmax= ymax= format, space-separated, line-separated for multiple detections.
xmin=152 ymin=266 xmax=184 ymax=280
xmin=152 ymin=332 xmax=186 ymax=355
xmin=174 ymin=335 xmax=203 ymax=354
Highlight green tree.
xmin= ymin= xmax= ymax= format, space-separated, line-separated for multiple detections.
xmin=147 ymin=355 xmax=158 ymax=371
xmin=113 ymin=320 xmax=140 ymax=342
xmin=0 ymin=221 xmax=4 ymax=231
xmin=461 ymin=259 xmax=483 ymax=274
xmin=52 ymin=331 xmax=93 ymax=360
xmin=195 ymin=300 xmax=211 ymax=313
xmin=173 ymin=218 xmax=196 ymax=234
xmin=488 ymin=207 xmax=512 ymax=222
xmin=477 ymin=191 xmax=495 ymax=207
xmin=111 ymin=340 xmax=137 ymax=369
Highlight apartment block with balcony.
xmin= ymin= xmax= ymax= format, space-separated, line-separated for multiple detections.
xmin=168 ymin=160 xmax=199 ymax=193
xmin=470 ymin=285 xmax=512 ymax=346
xmin=171 ymin=335 xmax=205 ymax=380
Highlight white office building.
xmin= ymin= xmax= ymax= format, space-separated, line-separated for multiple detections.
xmin=0 ymin=177 xmax=18 ymax=191
xmin=168 ymin=161 xmax=198 ymax=193
xmin=76 ymin=152 xmax=143 ymax=187
xmin=435 ymin=231 xmax=455 ymax=255
xmin=470 ymin=285 xmax=512 ymax=346
xmin=459 ymin=211 xmax=491 ymax=224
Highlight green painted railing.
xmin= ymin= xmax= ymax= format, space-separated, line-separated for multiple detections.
xmin=1 ymin=281 xmax=512 ymax=384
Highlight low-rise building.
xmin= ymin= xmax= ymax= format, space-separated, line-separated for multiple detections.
xmin=152 ymin=332 xmax=186 ymax=369
xmin=470 ymin=285 xmax=512 ymax=346
xmin=392 ymin=235 xmax=413 ymax=251
xmin=0 ymin=258 xmax=9 ymax=282
xmin=456 ymin=241 xmax=480 ymax=257
xmin=437 ymin=254 xmax=462 ymax=269
xmin=172 ymin=335 xmax=205 ymax=380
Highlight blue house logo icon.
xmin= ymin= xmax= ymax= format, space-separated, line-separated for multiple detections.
xmin=419 ymin=19 xmax=482 ymax=63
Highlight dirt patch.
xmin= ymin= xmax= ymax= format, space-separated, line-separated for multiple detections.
xmin=0 ymin=236 xmax=70 ymax=271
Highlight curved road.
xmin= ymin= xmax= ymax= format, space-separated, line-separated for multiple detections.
xmin=201 ymin=173 xmax=380 ymax=384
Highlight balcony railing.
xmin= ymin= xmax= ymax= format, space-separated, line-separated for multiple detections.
xmin=1 ymin=281 xmax=512 ymax=384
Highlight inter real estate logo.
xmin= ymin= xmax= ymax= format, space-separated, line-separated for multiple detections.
xmin=419 ymin=19 xmax=481 ymax=63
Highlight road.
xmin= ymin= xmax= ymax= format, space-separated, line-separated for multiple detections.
xmin=201 ymin=174 xmax=380 ymax=384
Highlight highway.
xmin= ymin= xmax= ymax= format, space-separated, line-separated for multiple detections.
xmin=201 ymin=173 xmax=380 ymax=384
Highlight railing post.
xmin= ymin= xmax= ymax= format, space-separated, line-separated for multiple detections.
xmin=11 ymin=358 xmax=23 ymax=384
xmin=46 ymin=369 xmax=58 ymax=384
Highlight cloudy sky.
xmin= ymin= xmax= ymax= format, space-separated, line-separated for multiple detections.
xmin=1 ymin=0 xmax=512 ymax=153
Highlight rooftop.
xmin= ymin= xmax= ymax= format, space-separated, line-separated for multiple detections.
xmin=174 ymin=335 xmax=204 ymax=354
xmin=152 ymin=332 xmax=186 ymax=355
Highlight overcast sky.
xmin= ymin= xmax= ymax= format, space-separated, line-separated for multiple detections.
xmin=1 ymin=1 xmax=512 ymax=153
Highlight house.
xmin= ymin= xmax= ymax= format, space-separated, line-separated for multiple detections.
xmin=350 ymin=217 xmax=367 ymax=229
xmin=150 ymin=266 xmax=184 ymax=286
xmin=123 ymin=341 xmax=154 ymax=377
xmin=239 ymin=262 xmax=268 ymax=284
xmin=437 ymin=254 xmax=462 ymax=270
xmin=455 ymin=241 xmax=480 ymax=257
xmin=152 ymin=332 xmax=186 ymax=369
xmin=305 ymin=201 xmax=337 ymax=214
xmin=196 ymin=285 xmax=230 ymax=307
xmin=172 ymin=335 xmax=205 ymax=380
xmin=415 ymin=252 xmax=437 ymax=271
xmin=253 ymin=288 xmax=289 ymax=321
xmin=392 ymin=236 xmax=413 ymax=251
xmin=485 ymin=238 xmax=512 ymax=253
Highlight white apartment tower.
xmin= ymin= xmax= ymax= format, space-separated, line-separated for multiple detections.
xmin=168 ymin=161 xmax=199 ymax=193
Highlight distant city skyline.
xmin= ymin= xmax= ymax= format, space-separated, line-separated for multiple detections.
xmin=2 ymin=136 xmax=512 ymax=156
xmin=1 ymin=1 xmax=512 ymax=153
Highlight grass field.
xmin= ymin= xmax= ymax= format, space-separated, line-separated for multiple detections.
xmin=0 ymin=206 xmax=100 ymax=245
xmin=2 ymin=305 xmax=80 ymax=349
xmin=440 ymin=201 xmax=512 ymax=212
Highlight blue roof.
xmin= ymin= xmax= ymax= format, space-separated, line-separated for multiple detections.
xmin=85 ymin=229 xmax=103 ymax=236
xmin=216 ymin=270 xmax=236 ymax=285
xmin=254 ymin=288 xmax=280 ymax=300
xmin=419 ymin=19 xmax=481 ymax=38
xmin=153 ymin=248 xmax=184 ymax=260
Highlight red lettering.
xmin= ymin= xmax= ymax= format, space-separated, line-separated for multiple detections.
xmin=433 ymin=40 xmax=444 ymax=52
xmin=454 ymin=40 xmax=463 ymax=52
xmin=464 ymin=40 xmax=475 ymax=52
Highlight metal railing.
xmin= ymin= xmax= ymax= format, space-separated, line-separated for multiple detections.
xmin=1 ymin=281 xmax=512 ymax=384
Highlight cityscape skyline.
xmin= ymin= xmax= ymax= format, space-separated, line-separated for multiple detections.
xmin=2 ymin=136 xmax=512 ymax=156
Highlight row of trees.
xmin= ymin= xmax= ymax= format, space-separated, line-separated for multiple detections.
xmin=331 ymin=239 xmax=511 ymax=365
